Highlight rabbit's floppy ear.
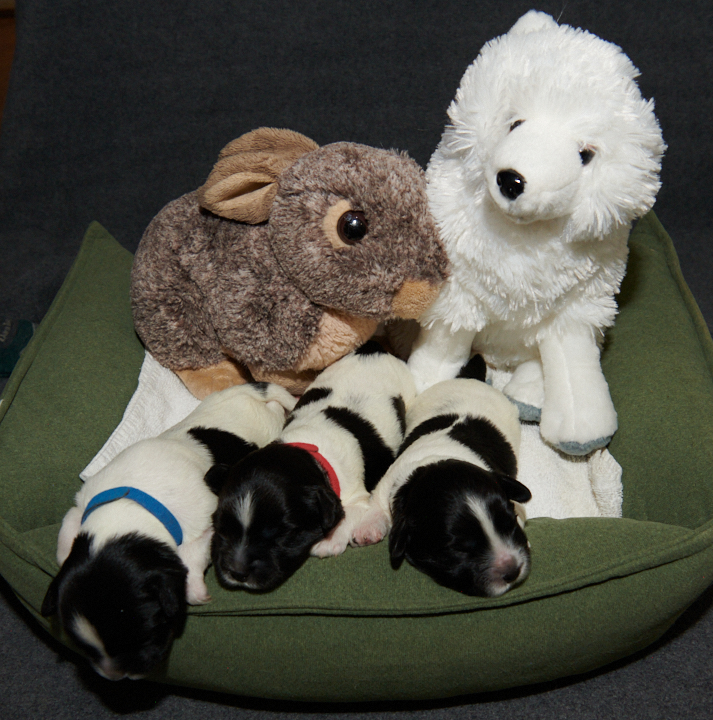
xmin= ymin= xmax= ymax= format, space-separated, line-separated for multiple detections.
xmin=197 ymin=128 xmax=319 ymax=223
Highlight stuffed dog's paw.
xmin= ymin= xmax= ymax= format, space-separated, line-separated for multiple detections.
xmin=539 ymin=393 xmax=617 ymax=455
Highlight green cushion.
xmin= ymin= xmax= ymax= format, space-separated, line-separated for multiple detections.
xmin=1 ymin=216 xmax=713 ymax=701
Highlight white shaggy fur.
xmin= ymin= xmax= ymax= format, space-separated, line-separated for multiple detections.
xmin=56 ymin=383 xmax=295 ymax=604
xmin=408 ymin=10 xmax=665 ymax=454
xmin=353 ymin=377 xmax=523 ymax=547
xmin=278 ymin=347 xmax=416 ymax=558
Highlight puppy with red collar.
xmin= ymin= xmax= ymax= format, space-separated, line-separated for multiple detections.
xmin=41 ymin=382 xmax=295 ymax=680
xmin=211 ymin=341 xmax=416 ymax=591
xmin=353 ymin=356 xmax=532 ymax=597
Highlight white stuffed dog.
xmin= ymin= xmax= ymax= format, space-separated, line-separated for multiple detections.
xmin=408 ymin=10 xmax=665 ymax=455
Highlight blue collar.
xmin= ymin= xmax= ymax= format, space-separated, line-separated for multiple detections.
xmin=81 ymin=487 xmax=183 ymax=546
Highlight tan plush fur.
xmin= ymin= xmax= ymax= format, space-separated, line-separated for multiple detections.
xmin=131 ymin=128 xmax=449 ymax=397
xmin=175 ymin=360 xmax=252 ymax=400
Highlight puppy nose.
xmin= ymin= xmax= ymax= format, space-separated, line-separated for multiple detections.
xmin=495 ymin=555 xmax=522 ymax=584
xmin=229 ymin=565 xmax=249 ymax=583
xmin=96 ymin=661 xmax=128 ymax=681
xmin=226 ymin=554 xmax=251 ymax=583
xmin=502 ymin=563 xmax=522 ymax=584
xmin=497 ymin=170 xmax=526 ymax=200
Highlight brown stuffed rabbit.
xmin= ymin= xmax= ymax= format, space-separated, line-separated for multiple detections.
xmin=130 ymin=128 xmax=449 ymax=397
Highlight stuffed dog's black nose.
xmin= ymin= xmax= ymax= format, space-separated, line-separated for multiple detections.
xmin=497 ymin=170 xmax=526 ymax=200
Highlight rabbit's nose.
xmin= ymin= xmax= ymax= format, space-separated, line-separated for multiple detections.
xmin=497 ymin=170 xmax=526 ymax=200
xmin=391 ymin=280 xmax=442 ymax=319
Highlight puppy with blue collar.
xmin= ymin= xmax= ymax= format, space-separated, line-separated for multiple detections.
xmin=353 ymin=356 xmax=532 ymax=597
xmin=211 ymin=340 xmax=416 ymax=591
xmin=41 ymin=382 xmax=295 ymax=680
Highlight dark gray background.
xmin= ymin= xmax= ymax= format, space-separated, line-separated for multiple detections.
xmin=1 ymin=0 xmax=711 ymax=717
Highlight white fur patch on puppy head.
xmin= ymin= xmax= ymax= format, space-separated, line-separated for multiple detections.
xmin=72 ymin=614 xmax=144 ymax=681
xmin=464 ymin=493 xmax=530 ymax=596
xmin=234 ymin=490 xmax=255 ymax=530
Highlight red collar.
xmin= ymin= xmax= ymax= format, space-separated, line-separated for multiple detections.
xmin=285 ymin=442 xmax=341 ymax=498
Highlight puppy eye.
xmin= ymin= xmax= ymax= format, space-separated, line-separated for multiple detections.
xmin=509 ymin=119 xmax=524 ymax=132
xmin=460 ymin=537 xmax=478 ymax=551
xmin=579 ymin=147 xmax=595 ymax=165
xmin=337 ymin=210 xmax=368 ymax=245
xmin=261 ymin=526 xmax=279 ymax=540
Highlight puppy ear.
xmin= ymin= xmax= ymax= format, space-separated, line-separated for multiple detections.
xmin=41 ymin=533 xmax=92 ymax=617
xmin=41 ymin=575 xmax=61 ymax=617
xmin=457 ymin=354 xmax=487 ymax=382
xmin=497 ymin=474 xmax=532 ymax=504
xmin=309 ymin=485 xmax=344 ymax=535
xmin=388 ymin=492 xmax=410 ymax=569
xmin=204 ymin=463 xmax=232 ymax=496
xmin=197 ymin=128 xmax=319 ymax=223
xmin=388 ymin=513 xmax=409 ymax=569
xmin=150 ymin=567 xmax=187 ymax=621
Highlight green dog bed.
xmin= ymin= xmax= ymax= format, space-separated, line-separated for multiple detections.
xmin=1 ymin=214 xmax=712 ymax=702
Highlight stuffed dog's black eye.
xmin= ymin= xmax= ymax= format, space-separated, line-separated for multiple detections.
xmin=580 ymin=147 xmax=595 ymax=165
xmin=337 ymin=211 xmax=368 ymax=245
xmin=509 ymin=119 xmax=524 ymax=131
xmin=261 ymin=526 xmax=278 ymax=540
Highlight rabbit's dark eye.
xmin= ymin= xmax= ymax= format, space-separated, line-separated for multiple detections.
xmin=337 ymin=210 xmax=368 ymax=245
xmin=509 ymin=119 xmax=524 ymax=131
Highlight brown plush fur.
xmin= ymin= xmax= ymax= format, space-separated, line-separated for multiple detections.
xmin=131 ymin=128 xmax=449 ymax=396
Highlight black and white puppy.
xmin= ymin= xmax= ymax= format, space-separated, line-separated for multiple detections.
xmin=353 ymin=357 xmax=532 ymax=597
xmin=41 ymin=382 xmax=295 ymax=680
xmin=211 ymin=341 xmax=416 ymax=592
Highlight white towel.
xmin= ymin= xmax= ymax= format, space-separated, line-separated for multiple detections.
xmin=80 ymin=352 xmax=623 ymax=519
xmin=80 ymin=352 xmax=200 ymax=480
xmin=489 ymin=369 xmax=622 ymax=519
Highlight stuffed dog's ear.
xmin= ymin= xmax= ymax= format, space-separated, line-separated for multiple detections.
xmin=197 ymin=128 xmax=319 ymax=223
xmin=497 ymin=474 xmax=532 ymax=504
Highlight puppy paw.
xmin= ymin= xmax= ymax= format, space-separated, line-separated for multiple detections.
xmin=311 ymin=504 xmax=369 ymax=557
xmin=311 ymin=522 xmax=351 ymax=558
xmin=186 ymin=576 xmax=211 ymax=605
xmin=350 ymin=506 xmax=391 ymax=546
